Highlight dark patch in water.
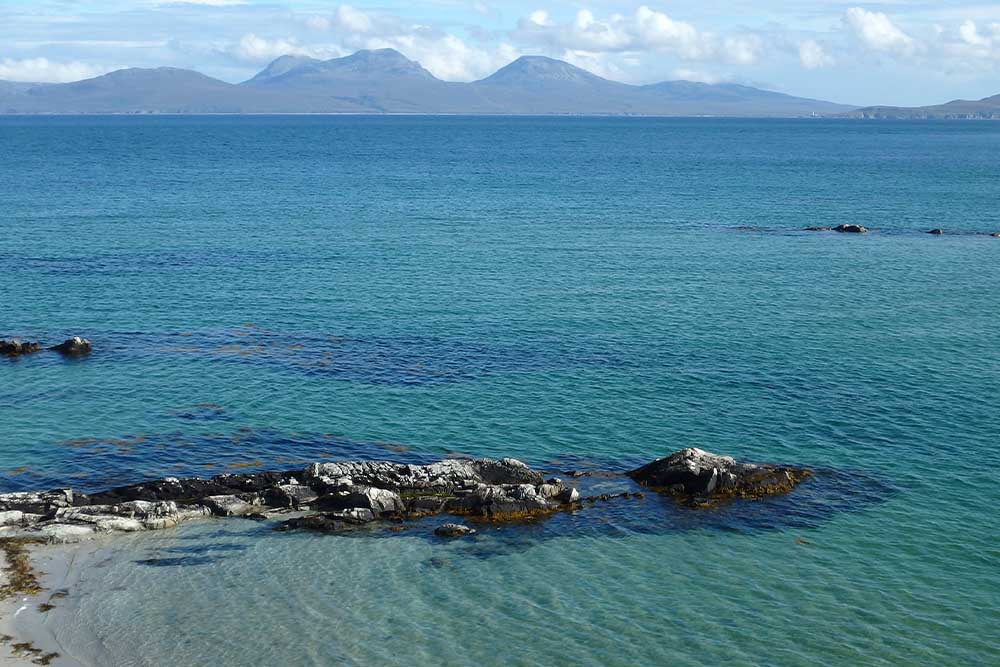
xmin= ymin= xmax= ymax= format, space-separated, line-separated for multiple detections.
xmin=0 ymin=327 xmax=629 ymax=388
xmin=0 ymin=428 xmax=440 ymax=494
xmin=170 ymin=403 xmax=231 ymax=422
xmin=164 ymin=543 xmax=249 ymax=555
xmin=135 ymin=556 xmax=221 ymax=567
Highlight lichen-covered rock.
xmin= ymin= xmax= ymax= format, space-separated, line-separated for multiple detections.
xmin=0 ymin=510 xmax=25 ymax=527
xmin=627 ymin=448 xmax=810 ymax=499
xmin=50 ymin=336 xmax=92 ymax=356
xmin=304 ymin=458 xmax=542 ymax=493
xmin=0 ymin=340 xmax=41 ymax=357
xmin=833 ymin=224 xmax=869 ymax=233
xmin=435 ymin=523 xmax=476 ymax=538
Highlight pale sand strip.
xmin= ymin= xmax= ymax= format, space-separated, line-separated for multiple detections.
xmin=1 ymin=544 xmax=86 ymax=667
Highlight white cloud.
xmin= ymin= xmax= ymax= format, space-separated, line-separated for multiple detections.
xmin=0 ymin=57 xmax=111 ymax=83
xmin=844 ymin=8 xmax=917 ymax=56
xmin=513 ymin=6 xmax=760 ymax=64
xmin=337 ymin=5 xmax=372 ymax=34
xmin=228 ymin=34 xmax=341 ymax=64
xmin=672 ymin=68 xmax=728 ymax=84
xmin=798 ymin=40 xmax=834 ymax=69
xmin=723 ymin=35 xmax=763 ymax=65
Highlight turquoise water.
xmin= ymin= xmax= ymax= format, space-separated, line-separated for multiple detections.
xmin=2 ymin=117 xmax=999 ymax=666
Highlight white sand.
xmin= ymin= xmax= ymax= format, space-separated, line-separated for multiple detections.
xmin=0 ymin=544 xmax=87 ymax=667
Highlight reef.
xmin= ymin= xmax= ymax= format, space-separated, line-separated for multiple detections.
xmin=0 ymin=450 xmax=811 ymax=543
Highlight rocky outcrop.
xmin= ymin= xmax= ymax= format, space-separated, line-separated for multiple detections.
xmin=50 ymin=337 xmax=92 ymax=356
xmin=1 ymin=450 xmax=811 ymax=543
xmin=833 ymin=224 xmax=869 ymax=233
xmin=627 ymin=448 xmax=810 ymax=500
xmin=435 ymin=523 xmax=476 ymax=538
xmin=927 ymin=229 xmax=944 ymax=235
xmin=0 ymin=340 xmax=41 ymax=357
xmin=991 ymin=232 xmax=1000 ymax=238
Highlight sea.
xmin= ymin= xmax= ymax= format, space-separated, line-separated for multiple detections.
xmin=1 ymin=116 xmax=998 ymax=666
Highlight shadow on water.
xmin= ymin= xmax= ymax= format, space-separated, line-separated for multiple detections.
xmin=1 ymin=326 xmax=632 ymax=387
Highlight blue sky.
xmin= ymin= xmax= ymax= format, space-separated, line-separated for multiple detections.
xmin=1 ymin=0 xmax=998 ymax=105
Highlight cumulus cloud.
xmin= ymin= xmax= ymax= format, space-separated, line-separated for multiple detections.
xmin=798 ymin=40 xmax=834 ymax=69
xmin=227 ymin=34 xmax=342 ymax=64
xmin=0 ymin=57 xmax=111 ymax=83
xmin=515 ymin=6 xmax=716 ymax=59
xmin=844 ymin=8 xmax=917 ymax=56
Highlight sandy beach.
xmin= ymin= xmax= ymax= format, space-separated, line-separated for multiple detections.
xmin=1 ymin=543 xmax=86 ymax=667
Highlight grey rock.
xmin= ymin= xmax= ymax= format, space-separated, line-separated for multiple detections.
xmin=0 ymin=510 xmax=25 ymax=526
xmin=202 ymin=494 xmax=258 ymax=517
xmin=0 ymin=489 xmax=75 ymax=514
xmin=305 ymin=457 xmax=542 ymax=492
xmin=927 ymin=229 xmax=944 ymax=235
xmin=803 ymin=226 xmax=833 ymax=231
xmin=833 ymin=224 xmax=869 ymax=234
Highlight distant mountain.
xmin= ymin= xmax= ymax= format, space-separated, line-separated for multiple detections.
xmin=848 ymin=94 xmax=1000 ymax=119
xmin=0 ymin=49 xmax=856 ymax=116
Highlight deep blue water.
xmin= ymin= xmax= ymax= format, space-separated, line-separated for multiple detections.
xmin=1 ymin=116 xmax=999 ymax=667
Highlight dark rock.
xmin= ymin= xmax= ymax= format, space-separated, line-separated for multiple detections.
xmin=434 ymin=523 xmax=476 ymax=538
xmin=927 ymin=229 xmax=944 ymax=235
xmin=833 ymin=224 xmax=869 ymax=234
xmin=276 ymin=509 xmax=374 ymax=533
xmin=262 ymin=483 xmax=319 ymax=509
xmin=0 ymin=340 xmax=41 ymax=357
xmin=314 ymin=487 xmax=403 ymax=516
xmin=991 ymin=232 xmax=1000 ymax=238
xmin=50 ymin=337 xmax=92 ymax=356
xmin=803 ymin=226 xmax=832 ymax=231
xmin=627 ymin=448 xmax=810 ymax=499
xmin=0 ymin=489 xmax=75 ymax=515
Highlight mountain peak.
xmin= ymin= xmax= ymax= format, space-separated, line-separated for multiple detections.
xmin=249 ymin=55 xmax=322 ymax=83
xmin=478 ymin=56 xmax=609 ymax=85
xmin=247 ymin=48 xmax=437 ymax=86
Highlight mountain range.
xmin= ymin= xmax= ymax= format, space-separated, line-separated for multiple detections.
xmin=0 ymin=49 xmax=855 ymax=116
xmin=848 ymin=94 xmax=1000 ymax=119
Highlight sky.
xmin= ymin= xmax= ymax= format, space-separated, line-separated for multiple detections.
xmin=1 ymin=0 xmax=998 ymax=106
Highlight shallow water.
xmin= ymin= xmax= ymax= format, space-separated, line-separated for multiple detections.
xmin=2 ymin=116 xmax=999 ymax=666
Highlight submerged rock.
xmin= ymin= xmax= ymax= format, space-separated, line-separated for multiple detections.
xmin=627 ymin=448 xmax=810 ymax=499
xmin=803 ymin=226 xmax=832 ymax=232
xmin=434 ymin=523 xmax=476 ymax=538
xmin=0 ymin=340 xmax=41 ymax=357
xmin=991 ymin=232 xmax=1000 ymax=238
xmin=833 ymin=224 xmax=869 ymax=234
xmin=50 ymin=337 xmax=92 ymax=356
xmin=927 ymin=229 xmax=944 ymax=235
